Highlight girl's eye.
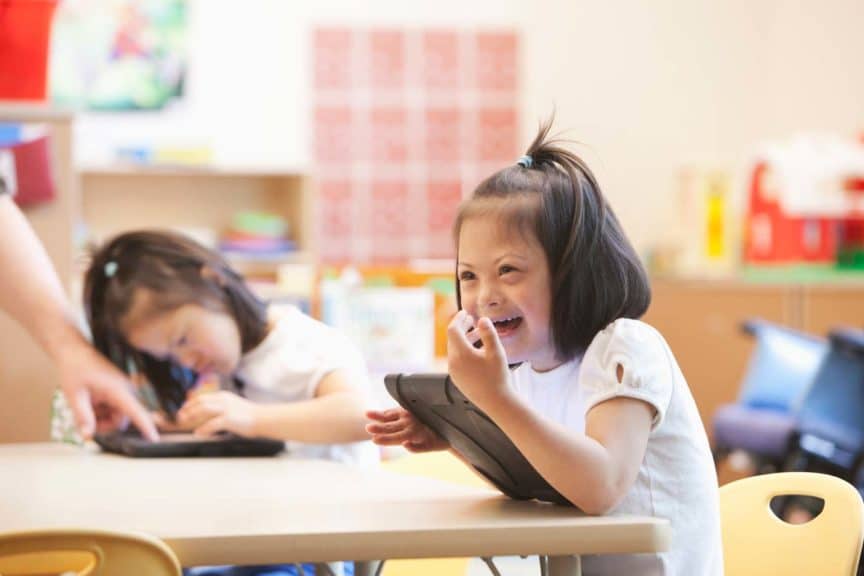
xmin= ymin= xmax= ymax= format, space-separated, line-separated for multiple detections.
xmin=175 ymin=335 xmax=188 ymax=348
xmin=499 ymin=265 xmax=517 ymax=275
xmin=459 ymin=271 xmax=475 ymax=281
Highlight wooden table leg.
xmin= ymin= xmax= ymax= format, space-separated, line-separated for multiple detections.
xmin=352 ymin=560 xmax=382 ymax=576
xmin=548 ymin=555 xmax=582 ymax=576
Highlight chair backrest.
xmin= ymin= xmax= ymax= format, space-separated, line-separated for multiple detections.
xmin=795 ymin=328 xmax=864 ymax=469
xmin=0 ymin=528 xmax=182 ymax=576
xmin=737 ymin=319 xmax=827 ymax=412
xmin=720 ymin=472 xmax=864 ymax=576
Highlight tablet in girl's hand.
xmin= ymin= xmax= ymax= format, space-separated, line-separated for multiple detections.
xmin=384 ymin=373 xmax=571 ymax=506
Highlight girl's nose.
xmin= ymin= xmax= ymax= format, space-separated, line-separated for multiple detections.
xmin=175 ymin=349 xmax=198 ymax=371
xmin=477 ymin=283 xmax=501 ymax=310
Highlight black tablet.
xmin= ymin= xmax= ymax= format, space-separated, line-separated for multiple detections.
xmin=384 ymin=373 xmax=571 ymax=505
xmin=93 ymin=430 xmax=285 ymax=458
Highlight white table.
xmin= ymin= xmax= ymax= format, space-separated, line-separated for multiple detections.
xmin=0 ymin=443 xmax=670 ymax=575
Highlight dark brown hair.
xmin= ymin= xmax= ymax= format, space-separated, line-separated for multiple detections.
xmin=83 ymin=230 xmax=268 ymax=413
xmin=453 ymin=119 xmax=651 ymax=361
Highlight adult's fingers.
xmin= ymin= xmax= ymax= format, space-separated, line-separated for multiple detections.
xmin=100 ymin=383 xmax=158 ymax=440
xmin=66 ymin=386 xmax=96 ymax=440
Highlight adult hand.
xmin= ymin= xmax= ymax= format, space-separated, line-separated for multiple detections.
xmin=446 ymin=310 xmax=515 ymax=414
xmin=56 ymin=340 xmax=158 ymax=441
xmin=366 ymin=408 xmax=449 ymax=452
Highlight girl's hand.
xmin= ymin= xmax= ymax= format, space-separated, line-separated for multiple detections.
xmin=177 ymin=391 xmax=259 ymax=438
xmin=152 ymin=411 xmax=191 ymax=433
xmin=366 ymin=408 xmax=449 ymax=452
xmin=447 ymin=310 xmax=515 ymax=414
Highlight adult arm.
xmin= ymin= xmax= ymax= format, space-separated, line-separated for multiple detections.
xmin=0 ymin=196 xmax=157 ymax=439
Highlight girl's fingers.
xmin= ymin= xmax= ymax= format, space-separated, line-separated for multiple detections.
xmin=476 ymin=317 xmax=506 ymax=361
xmin=177 ymin=403 xmax=219 ymax=428
xmin=366 ymin=420 xmax=410 ymax=435
xmin=447 ymin=311 xmax=477 ymax=352
xmin=370 ymin=432 xmax=408 ymax=446
xmin=369 ymin=425 xmax=425 ymax=446
xmin=365 ymin=409 xmax=403 ymax=422
xmin=194 ymin=416 xmax=226 ymax=438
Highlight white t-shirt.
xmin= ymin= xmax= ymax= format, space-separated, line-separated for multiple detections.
xmin=510 ymin=319 xmax=723 ymax=576
xmin=235 ymin=305 xmax=379 ymax=467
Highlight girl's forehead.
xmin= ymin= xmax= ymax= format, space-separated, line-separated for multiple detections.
xmin=458 ymin=215 xmax=542 ymax=259
xmin=121 ymin=288 xmax=182 ymax=334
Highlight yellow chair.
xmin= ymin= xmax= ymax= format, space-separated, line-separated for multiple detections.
xmin=720 ymin=472 xmax=864 ymax=576
xmin=0 ymin=528 xmax=182 ymax=576
xmin=380 ymin=450 xmax=489 ymax=576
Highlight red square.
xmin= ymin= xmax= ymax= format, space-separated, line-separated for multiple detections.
xmin=425 ymin=108 xmax=461 ymax=163
xmin=370 ymin=107 xmax=407 ymax=163
xmin=371 ymin=180 xmax=409 ymax=238
xmin=314 ymin=29 xmax=352 ymax=91
xmin=427 ymin=232 xmax=456 ymax=259
xmin=475 ymin=32 xmax=517 ymax=92
xmin=320 ymin=240 xmax=353 ymax=264
xmin=423 ymin=31 xmax=460 ymax=90
xmin=427 ymin=181 xmax=462 ymax=233
xmin=476 ymin=108 xmax=518 ymax=162
xmin=314 ymin=107 xmax=353 ymax=164
xmin=319 ymin=180 xmax=353 ymax=236
xmin=370 ymin=30 xmax=405 ymax=91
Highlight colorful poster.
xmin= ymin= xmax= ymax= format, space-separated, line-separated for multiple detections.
xmin=50 ymin=0 xmax=186 ymax=110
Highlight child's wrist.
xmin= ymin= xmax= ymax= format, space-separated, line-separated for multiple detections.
xmin=484 ymin=391 xmax=526 ymax=425
xmin=247 ymin=404 xmax=264 ymax=437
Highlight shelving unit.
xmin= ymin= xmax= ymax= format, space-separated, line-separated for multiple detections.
xmin=79 ymin=164 xmax=316 ymax=269
xmin=77 ymin=163 xmax=318 ymax=312
xmin=0 ymin=104 xmax=77 ymax=442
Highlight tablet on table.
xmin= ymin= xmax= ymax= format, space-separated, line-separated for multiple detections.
xmin=93 ymin=430 xmax=285 ymax=458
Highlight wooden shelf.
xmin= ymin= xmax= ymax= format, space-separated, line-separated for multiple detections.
xmin=79 ymin=167 xmax=317 ymax=264
xmin=79 ymin=163 xmax=310 ymax=178
xmin=0 ymin=103 xmax=75 ymax=122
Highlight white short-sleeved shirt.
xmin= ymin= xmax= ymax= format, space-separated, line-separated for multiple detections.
xmin=511 ymin=319 xmax=723 ymax=576
xmin=235 ymin=305 xmax=379 ymax=467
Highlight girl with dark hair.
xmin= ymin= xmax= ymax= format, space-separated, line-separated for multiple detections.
xmin=368 ymin=120 xmax=722 ymax=575
xmin=84 ymin=229 xmax=376 ymax=467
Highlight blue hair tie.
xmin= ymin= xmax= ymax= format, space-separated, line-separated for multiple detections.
xmin=516 ymin=155 xmax=533 ymax=169
xmin=104 ymin=261 xmax=118 ymax=278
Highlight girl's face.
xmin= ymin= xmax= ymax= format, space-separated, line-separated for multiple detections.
xmin=457 ymin=214 xmax=559 ymax=371
xmin=123 ymin=292 xmax=242 ymax=376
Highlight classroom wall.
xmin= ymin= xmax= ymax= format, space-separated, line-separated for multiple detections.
xmin=73 ymin=0 xmax=864 ymax=253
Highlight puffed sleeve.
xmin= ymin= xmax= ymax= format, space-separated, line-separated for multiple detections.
xmin=578 ymin=319 xmax=674 ymax=430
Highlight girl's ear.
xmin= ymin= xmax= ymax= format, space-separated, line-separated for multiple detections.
xmin=200 ymin=264 xmax=226 ymax=286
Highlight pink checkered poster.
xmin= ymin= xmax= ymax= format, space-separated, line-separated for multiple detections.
xmin=313 ymin=28 xmax=520 ymax=263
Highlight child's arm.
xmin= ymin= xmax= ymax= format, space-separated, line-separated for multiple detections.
xmin=448 ymin=312 xmax=654 ymax=514
xmin=484 ymin=389 xmax=652 ymax=514
xmin=179 ymin=369 xmax=370 ymax=443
